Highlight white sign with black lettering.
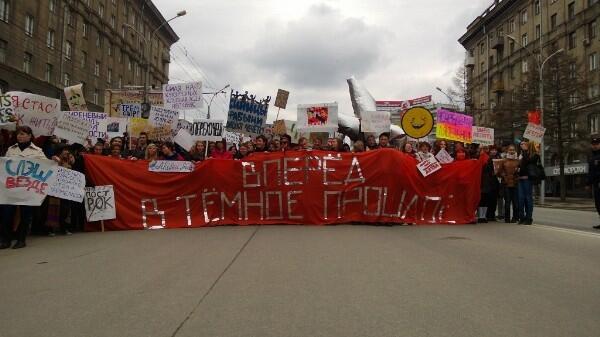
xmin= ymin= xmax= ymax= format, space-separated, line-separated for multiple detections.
xmin=191 ymin=119 xmax=224 ymax=141
xmin=47 ymin=166 xmax=86 ymax=202
xmin=84 ymin=185 xmax=116 ymax=222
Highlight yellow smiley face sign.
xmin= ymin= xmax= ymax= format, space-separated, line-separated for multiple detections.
xmin=400 ymin=107 xmax=434 ymax=139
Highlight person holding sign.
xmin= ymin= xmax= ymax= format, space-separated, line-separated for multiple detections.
xmin=1 ymin=126 xmax=48 ymax=249
xmin=517 ymin=140 xmax=540 ymax=225
xmin=498 ymin=144 xmax=520 ymax=223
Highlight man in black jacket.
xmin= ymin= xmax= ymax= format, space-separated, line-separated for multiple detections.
xmin=586 ymin=135 xmax=600 ymax=229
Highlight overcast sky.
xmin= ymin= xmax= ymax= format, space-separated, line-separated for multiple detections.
xmin=154 ymin=0 xmax=490 ymax=122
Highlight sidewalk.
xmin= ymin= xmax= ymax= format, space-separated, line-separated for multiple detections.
xmin=534 ymin=197 xmax=596 ymax=212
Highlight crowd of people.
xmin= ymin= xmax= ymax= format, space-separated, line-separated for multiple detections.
xmin=0 ymin=123 xmax=586 ymax=250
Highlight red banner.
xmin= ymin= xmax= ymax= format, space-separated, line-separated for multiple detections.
xmin=83 ymin=149 xmax=485 ymax=230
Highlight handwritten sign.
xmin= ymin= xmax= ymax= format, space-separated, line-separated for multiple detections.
xmin=172 ymin=119 xmax=192 ymax=138
xmin=148 ymin=106 xmax=179 ymax=128
xmin=0 ymin=92 xmax=15 ymax=128
xmin=64 ymin=83 xmax=88 ymax=111
xmin=0 ymin=157 xmax=57 ymax=205
xmin=84 ymin=185 xmax=116 ymax=222
xmin=435 ymin=108 xmax=473 ymax=143
xmin=100 ymin=117 xmax=128 ymax=139
xmin=472 ymin=126 xmax=494 ymax=146
xmin=163 ymin=82 xmax=203 ymax=110
xmin=273 ymin=119 xmax=302 ymax=143
xmin=118 ymin=103 xmax=141 ymax=118
xmin=523 ymin=123 xmax=546 ymax=143
xmin=274 ymin=89 xmax=290 ymax=109
xmin=54 ymin=112 xmax=93 ymax=144
xmin=66 ymin=111 xmax=107 ymax=139
xmin=362 ymin=110 xmax=391 ymax=134
xmin=226 ymin=92 xmax=269 ymax=136
xmin=146 ymin=125 xmax=173 ymax=142
xmin=7 ymin=91 xmax=60 ymax=115
xmin=15 ymin=111 xmax=60 ymax=136
xmin=47 ymin=166 xmax=86 ymax=202
xmin=174 ymin=129 xmax=195 ymax=151
xmin=417 ymin=155 xmax=442 ymax=177
xmin=129 ymin=117 xmax=149 ymax=137
xmin=148 ymin=160 xmax=194 ymax=173
xmin=224 ymin=131 xmax=240 ymax=145
xmin=297 ymin=103 xmax=338 ymax=132
xmin=191 ymin=119 xmax=224 ymax=141
xmin=435 ymin=148 xmax=454 ymax=164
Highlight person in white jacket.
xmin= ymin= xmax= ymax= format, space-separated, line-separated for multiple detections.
xmin=1 ymin=126 xmax=48 ymax=249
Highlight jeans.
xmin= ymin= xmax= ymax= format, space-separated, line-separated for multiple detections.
xmin=504 ymin=186 xmax=518 ymax=220
xmin=518 ymin=179 xmax=534 ymax=221
xmin=1 ymin=205 xmax=33 ymax=243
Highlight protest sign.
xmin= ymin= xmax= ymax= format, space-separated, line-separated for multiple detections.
xmin=47 ymin=166 xmax=86 ymax=202
xmin=191 ymin=119 xmax=224 ymax=141
xmin=435 ymin=148 xmax=454 ymax=164
xmin=492 ymin=159 xmax=504 ymax=175
xmin=417 ymin=155 xmax=442 ymax=177
xmin=401 ymin=107 xmax=434 ymax=139
xmin=100 ymin=117 xmax=128 ymax=139
xmin=104 ymin=89 xmax=163 ymax=117
xmin=174 ymin=129 xmax=195 ymax=151
xmin=472 ymin=126 xmax=494 ymax=146
xmin=226 ymin=91 xmax=269 ymax=136
xmin=54 ymin=112 xmax=93 ymax=144
xmin=274 ymin=89 xmax=290 ymax=109
xmin=9 ymin=92 xmax=61 ymax=135
xmin=66 ymin=111 xmax=108 ymax=139
xmin=83 ymin=149 xmax=488 ymax=229
xmin=163 ymin=82 xmax=203 ymax=110
xmin=224 ymin=131 xmax=240 ymax=145
xmin=435 ymin=108 xmax=473 ymax=143
xmin=129 ymin=117 xmax=149 ymax=137
xmin=0 ymin=92 xmax=15 ymax=128
xmin=84 ymin=185 xmax=116 ymax=222
xmin=0 ymin=157 xmax=57 ymax=205
xmin=362 ymin=110 xmax=391 ymax=134
xmin=273 ymin=119 xmax=302 ymax=143
xmin=146 ymin=125 xmax=173 ymax=142
xmin=148 ymin=160 xmax=194 ymax=173
xmin=172 ymin=119 xmax=192 ymax=138
xmin=523 ymin=123 xmax=546 ymax=143
xmin=118 ymin=103 xmax=141 ymax=118
xmin=148 ymin=106 xmax=179 ymax=128
xmin=297 ymin=103 xmax=339 ymax=132
xmin=64 ymin=84 xmax=88 ymax=111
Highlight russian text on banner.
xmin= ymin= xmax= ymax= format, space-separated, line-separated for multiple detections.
xmin=225 ymin=91 xmax=269 ymax=136
xmin=472 ymin=126 xmax=494 ymax=146
xmin=523 ymin=123 xmax=546 ymax=143
xmin=191 ymin=119 xmax=224 ymax=141
xmin=163 ymin=82 xmax=203 ymax=110
xmin=47 ymin=166 xmax=86 ymax=202
xmin=0 ymin=157 xmax=58 ymax=206
xmin=54 ymin=112 xmax=93 ymax=144
xmin=85 ymin=185 xmax=116 ymax=222
xmin=66 ymin=111 xmax=108 ymax=139
xmin=435 ymin=108 xmax=473 ymax=143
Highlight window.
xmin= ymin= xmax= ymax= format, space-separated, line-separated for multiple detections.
xmin=590 ymin=53 xmax=599 ymax=71
xmin=83 ymin=21 xmax=88 ymax=38
xmin=0 ymin=39 xmax=6 ymax=63
xmin=550 ymin=14 xmax=557 ymax=30
xmin=0 ymin=0 xmax=9 ymax=22
xmin=569 ymin=122 xmax=577 ymax=138
xmin=590 ymin=114 xmax=600 ymax=134
xmin=108 ymin=68 xmax=112 ymax=83
xmin=25 ymin=15 xmax=34 ymax=36
xmin=63 ymin=72 xmax=70 ymax=86
xmin=46 ymin=30 xmax=55 ymax=48
xmin=522 ymin=33 xmax=528 ymax=47
xmin=93 ymin=89 xmax=99 ymax=105
xmin=81 ymin=51 xmax=87 ymax=68
xmin=590 ymin=20 xmax=598 ymax=39
xmin=110 ymin=15 xmax=115 ymax=29
xmin=96 ymin=33 xmax=102 ymax=48
xmin=569 ymin=93 xmax=578 ymax=105
xmin=23 ymin=53 xmax=32 ymax=74
xmin=509 ymin=39 xmax=515 ymax=53
xmin=65 ymin=40 xmax=72 ymax=59
xmin=121 ymin=26 xmax=125 ymax=38
xmin=535 ymin=0 xmax=540 ymax=15
xmin=508 ymin=18 xmax=515 ymax=33
xmin=590 ymin=0 xmax=599 ymax=6
xmin=481 ymin=61 xmax=485 ymax=74
xmin=49 ymin=0 xmax=56 ymax=12
xmin=522 ymin=60 xmax=528 ymax=73
xmin=521 ymin=9 xmax=528 ymax=25
xmin=118 ymin=76 xmax=122 ymax=88
xmin=589 ymin=84 xmax=600 ymax=99
xmin=568 ymin=2 xmax=575 ymax=20
xmin=66 ymin=9 xmax=72 ymax=26
xmin=45 ymin=63 xmax=53 ymax=82
xmin=94 ymin=61 xmax=100 ymax=76
xmin=128 ymin=59 xmax=132 ymax=71
xmin=569 ymin=32 xmax=576 ymax=49
xmin=569 ymin=62 xmax=577 ymax=78
xmin=98 ymin=4 xmax=104 ymax=18
xmin=118 ymin=50 xmax=123 ymax=63
xmin=535 ymin=25 xmax=541 ymax=39
xmin=135 ymin=63 xmax=140 ymax=77
xmin=480 ymin=42 xmax=485 ymax=55
xmin=511 ymin=64 xmax=517 ymax=79
xmin=107 ymin=42 xmax=112 ymax=56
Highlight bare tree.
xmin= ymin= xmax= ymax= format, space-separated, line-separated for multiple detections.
xmin=447 ymin=65 xmax=470 ymax=112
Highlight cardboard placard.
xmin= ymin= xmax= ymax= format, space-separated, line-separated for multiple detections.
xmin=66 ymin=111 xmax=108 ymax=139
xmin=417 ymin=155 xmax=442 ymax=177
xmin=191 ymin=119 xmax=224 ymax=141
xmin=47 ymin=166 xmax=86 ymax=202
xmin=64 ymin=83 xmax=88 ymax=111
xmin=297 ymin=103 xmax=339 ymax=132
xmin=84 ymin=185 xmax=116 ymax=222
xmin=472 ymin=126 xmax=494 ymax=146
xmin=163 ymin=82 xmax=203 ymax=110
xmin=148 ymin=160 xmax=194 ymax=173
xmin=523 ymin=123 xmax=546 ymax=143
xmin=0 ymin=157 xmax=58 ymax=206
xmin=435 ymin=148 xmax=454 ymax=164
xmin=274 ymin=89 xmax=290 ymax=109
xmin=54 ymin=112 xmax=93 ymax=144
xmin=362 ymin=110 xmax=391 ymax=135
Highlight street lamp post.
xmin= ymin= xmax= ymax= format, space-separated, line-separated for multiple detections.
xmin=123 ymin=10 xmax=186 ymax=118
xmin=506 ymin=34 xmax=564 ymax=205
xmin=206 ymin=84 xmax=230 ymax=120
xmin=436 ymin=87 xmax=459 ymax=111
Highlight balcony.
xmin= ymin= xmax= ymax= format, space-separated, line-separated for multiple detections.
xmin=491 ymin=79 xmax=505 ymax=93
xmin=491 ymin=36 xmax=504 ymax=50
xmin=465 ymin=55 xmax=475 ymax=68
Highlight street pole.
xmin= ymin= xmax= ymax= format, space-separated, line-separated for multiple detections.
xmin=436 ymin=87 xmax=459 ymax=111
xmin=206 ymin=85 xmax=230 ymax=120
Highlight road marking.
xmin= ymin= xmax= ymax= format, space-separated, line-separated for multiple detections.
xmin=532 ymin=224 xmax=600 ymax=238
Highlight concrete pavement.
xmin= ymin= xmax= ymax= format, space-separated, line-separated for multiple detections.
xmin=0 ymin=218 xmax=599 ymax=337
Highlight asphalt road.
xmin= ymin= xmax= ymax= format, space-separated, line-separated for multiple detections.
xmin=0 ymin=208 xmax=599 ymax=337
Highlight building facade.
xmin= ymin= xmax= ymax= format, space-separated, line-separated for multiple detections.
xmin=0 ymin=0 xmax=179 ymax=111
xmin=459 ymin=0 xmax=599 ymax=196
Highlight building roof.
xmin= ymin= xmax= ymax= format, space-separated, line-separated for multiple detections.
xmin=146 ymin=0 xmax=180 ymax=44
xmin=458 ymin=0 xmax=519 ymax=47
